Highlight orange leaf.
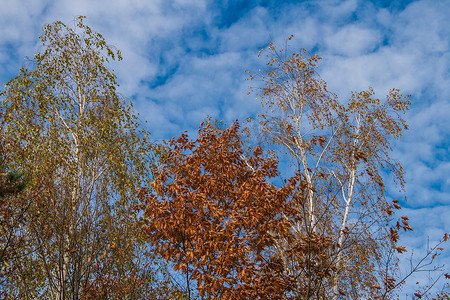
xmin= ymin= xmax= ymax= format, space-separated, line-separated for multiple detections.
xmin=396 ymin=246 xmax=407 ymax=253
xmin=372 ymin=284 xmax=381 ymax=289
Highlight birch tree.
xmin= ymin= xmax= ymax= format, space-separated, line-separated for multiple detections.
xmin=248 ymin=42 xmax=414 ymax=299
xmin=0 ymin=17 xmax=162 ymax=299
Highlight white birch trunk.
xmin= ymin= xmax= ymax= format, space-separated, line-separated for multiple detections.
xmin=51 ymin=87 xmax=85 ymax=300
xmin=332 ymin=115 xmax=360 ymax=300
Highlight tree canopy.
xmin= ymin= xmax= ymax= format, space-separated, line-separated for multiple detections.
xmin=0 ymin=19 xmax=448 ymax=300
xmin=0 ymin=16 xmax=172 ymax=299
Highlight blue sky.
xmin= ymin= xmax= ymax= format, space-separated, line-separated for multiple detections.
xmin=1 ymin=0 xmax=449 ymax=295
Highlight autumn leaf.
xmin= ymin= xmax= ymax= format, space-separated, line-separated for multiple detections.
xmin=396 ymin=246 xmax=407 ymax=253
xmin=372 ymin=284 xmax=381 ymax=289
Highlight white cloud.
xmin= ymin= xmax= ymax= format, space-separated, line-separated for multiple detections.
xmin=217 ymin=6 xmax=271 ymax=52
xmin=316 ymin=0 xmax=358 ymax=21
xmin=392 ymin=0 xmax=450 ymax=53
xmin=325 ymin=25 xmax=382 ymax=56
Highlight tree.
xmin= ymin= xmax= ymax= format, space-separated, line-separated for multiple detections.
xmin=1 ymin=121 xmax=27 ymax=296
xmin=0 ymin=17 xmax=166 ymax=299
xmin=0 ymin=121 xmax=58 ymax=299
xmin=247 ymin=41 xmax=447 ymax=299
xmin=138 ymin=120 xmax=313 ymax=299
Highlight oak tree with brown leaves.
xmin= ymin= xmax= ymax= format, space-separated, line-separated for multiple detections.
xmin=138 ymin=121 xmax=314 ymax=299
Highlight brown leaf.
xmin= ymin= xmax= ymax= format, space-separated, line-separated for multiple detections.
xmin=372 ymin=284 xmax=381 ymax=289
xmin=396 ymin=246 xmax=407 ymax=253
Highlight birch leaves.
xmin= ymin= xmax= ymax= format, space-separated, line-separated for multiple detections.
xmin=250 ymin=44 xmax=415 ymax=299
xmin=1 ymin=17 xmax=155 ymax=299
